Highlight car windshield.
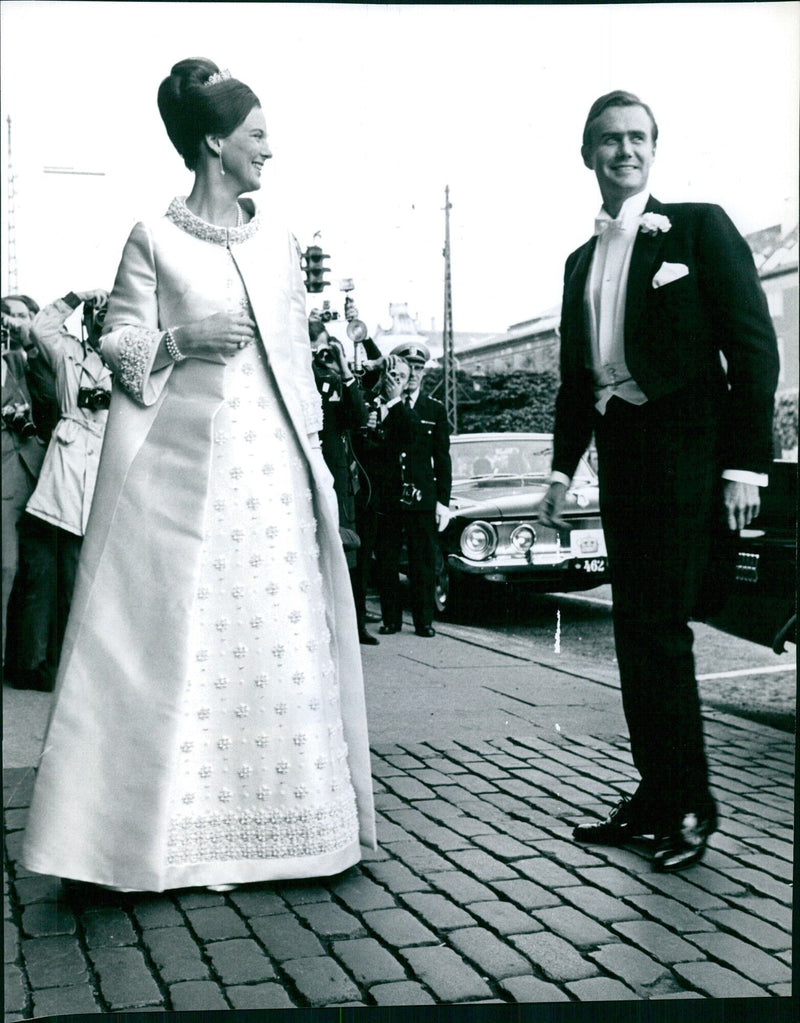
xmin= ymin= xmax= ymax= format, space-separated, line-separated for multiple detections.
xmin=451 ymin=437 xmax=596 ymax=485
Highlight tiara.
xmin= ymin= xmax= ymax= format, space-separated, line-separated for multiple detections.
xmin=204 ymin=69 xmax=232 ymax=87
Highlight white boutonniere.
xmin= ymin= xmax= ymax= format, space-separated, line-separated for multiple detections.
xmin=639 ymin=213 xmax=672 ymax=236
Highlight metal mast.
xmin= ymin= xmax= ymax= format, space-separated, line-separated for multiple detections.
xmin=6 ymin=116 xmax=18 ymax=294
xmin=442 ymin=185 xmax=457 ymax=432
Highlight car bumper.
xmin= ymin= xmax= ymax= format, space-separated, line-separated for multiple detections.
xmin=447 ymin=552 xmax=608 ymax=582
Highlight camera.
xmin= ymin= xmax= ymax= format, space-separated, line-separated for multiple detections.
xmin=313 ymin=346 xmax=336 ymax=365
xmin=2 ymin=402 xmax=37 ymax=439
xmin=400 ymin=481 xmax=422 ymax=506
xmin=82 ymin=295 xmax=108 ymax=343
xmin=77 ymin=386 xmax=111 ymax=412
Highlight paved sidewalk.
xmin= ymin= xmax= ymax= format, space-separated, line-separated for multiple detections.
xmin=4 ymin=714 xmax=794 ymax=1015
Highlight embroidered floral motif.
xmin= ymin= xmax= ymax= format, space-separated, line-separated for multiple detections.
xmin=255 ymin=734 xmax=270 ymax=748
xmin=276 ymin=760 xmax=290 ymax=774
xmin=315 ymin=757 xmax=327 ymax=770
xmin=166 ymin=196 xmax=262 ymax=247
xmin=218 ymin=789 xmax=233 ymax=803
xmin=265 ymin=526 xmax=278 ymax=540
xmin=280 ymin=493 xmax=292 ymax=506
xmin=289 ymin=610 xmax=301 ymax=624
xmin=266 ymin=582 xmax=279 ymax=596
xmin=262 ymin=463 xmax=274 ymax=475
xmin=231 ymin=528 xmax=244 ymax=542
xmin=233 ymin=644 xmax=248 ymax=659
xmin=293 ymin=733 xmax=307 ymax=746
xmin=274 ymin=428 xmax=285 ymax=440
xmin=214 ymin=432 xmax=228 ymax=446
xmin=197 ymin=586 xmax=210 ymax=600
xmin=230 ymin=467 xmax=244 ymax=481
xmin=246 ymin=497 xmax=260 ymax=510
xmin=196 ymin=649 xmax=209 ymax=662
xmin=242 ymin=364 xmax=255 ymax=377
xmin=235 ymin=703 xmax=250 ymax=718
xmin=213 ymin=499 xmax=227 ymax=512
xmin=292 ymin=671 xmax=305 ymax=686
xmin=238 ymin=765 xmax=253 ymax=779
xmin=217 ymin=737 xmax=232 ymax=750
xmin=309 ymin=698 xmax=320 ymax=711
xmin=254 ymin=673 xmax=269 ymax=688
xmin=117 ymin=328 xmax=158 ymax=402
xmin=249 ymin=554 xmax=263 ymax=568
xmin=244 ymin=432 xmax=257 ymax=444
xmin=166 ymin=798 xmax=359 ymax=864
xmin=182 ymin=793 xmax=195 ymax=804
xmin=180 ymin=741 xmax=194 ymax=753
xmin=294 ymin=786 xmax=308 ymax=799
xmin=198 ymin=707 xmax=211 ymax=720
xmin=199 ymin=765 xmax=212 ymax=778
xmin=274 ymin=702 xmax=287 ymax=715
xmin=639 ymin=212 xmax=672 ymax=235
xmin=272 ymin=644 xmax=285 ymax=662
xmin=213 ymin=557 xmax=227 ymax=571
xmin=284 ymin=552 xmax=298 ymax=565
xmin=215 ymin=618 xmax=229 ymax=632
xmin=231 ymin=586 xmax=245 ymax=599
xmin=228 ymin=396 xmax=241 ymax=409
xmin=215 ymin=675 xmax=229 ymax=689
xmin=250 ymin=615 xmax=263 ymax=629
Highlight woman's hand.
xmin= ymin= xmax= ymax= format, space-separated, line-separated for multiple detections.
xmin=171 ymin=311 xmax=258 ymax=362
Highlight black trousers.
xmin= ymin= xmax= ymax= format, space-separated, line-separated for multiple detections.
xmin=594 ymin=387 xmax=720 ymax=823
xmin=5 ymin=514 xmax=82 ymax=690
xmin=375 ymin=505 xmax=438 ymax=630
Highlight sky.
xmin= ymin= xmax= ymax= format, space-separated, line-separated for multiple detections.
xmin=1 ymin=1 xmax=798 ymax=341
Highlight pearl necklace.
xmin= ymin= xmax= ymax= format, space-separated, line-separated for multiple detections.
xmin=236 ymin=202 xmax=244 ymax=228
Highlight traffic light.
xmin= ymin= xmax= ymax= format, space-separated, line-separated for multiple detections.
xmin=303 ymin=245 xmax=330 ymax=294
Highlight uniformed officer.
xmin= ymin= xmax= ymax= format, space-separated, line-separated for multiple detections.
xmin=375 ymin=341 xmax=452 ymax=637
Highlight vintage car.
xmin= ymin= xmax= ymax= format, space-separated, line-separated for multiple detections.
xmin=703 ymin=457 xmax=797 ymax=654
xmin=434 ymin=432 xmax=609 ymax=617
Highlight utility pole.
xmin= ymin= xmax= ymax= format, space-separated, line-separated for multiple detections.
xmin=442 ymin=185 xmax=457 ymax=432
xmin=6 ymin=116 xmax=18 ymax=294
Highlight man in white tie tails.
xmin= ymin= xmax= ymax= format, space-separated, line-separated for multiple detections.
xmin=538 ymin=91 xmax=779 ymax=871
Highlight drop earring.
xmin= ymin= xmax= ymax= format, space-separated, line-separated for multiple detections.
xmin=218 ymin=143 xmax=225 ymax=176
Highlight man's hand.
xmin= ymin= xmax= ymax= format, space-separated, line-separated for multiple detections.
xmin=435 ymin=501 xmax=451 ymax=532
xmin=76 ymin=289 xmax=109 ymax=307
xmin=723 ymin=480 xmax=761 ymax=531
xmin=538 ymin=481 xmax=569 ymax=530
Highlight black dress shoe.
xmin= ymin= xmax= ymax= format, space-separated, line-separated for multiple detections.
xmin=415 ymin=626 xmax=436 ymax=637
xmin=573 ymin=798 xmax=655 ymax=846
xmin=379 ymin=624 xmax=401 ymax=635
xmin=358 ymin=630 xmax=379 ymax=646
xmin=652 ymin=810 xmax=716 ymax=872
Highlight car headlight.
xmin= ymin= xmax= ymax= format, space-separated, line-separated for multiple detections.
xmin=510 ymin=524 xmax=536 ymax=553
xmin=460 ymin=521 xmax=498 ymax=561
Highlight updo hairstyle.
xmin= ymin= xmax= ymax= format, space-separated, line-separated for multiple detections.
xmin=157 ymin=57 xmax=260 ymax=170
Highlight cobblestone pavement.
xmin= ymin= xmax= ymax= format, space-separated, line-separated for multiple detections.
xmin=3 ymin=711 xmax=794 ymax=1015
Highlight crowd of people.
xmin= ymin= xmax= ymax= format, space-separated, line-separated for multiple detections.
xmin=1 ymin=59 xmax=780 ymax=893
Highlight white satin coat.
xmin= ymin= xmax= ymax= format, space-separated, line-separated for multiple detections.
xmin=22 ymin=198 xmax=376 ymax=891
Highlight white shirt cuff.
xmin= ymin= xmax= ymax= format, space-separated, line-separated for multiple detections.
xmin=549 ymin=471 xmax=572 ymax=488
xmin=722 ymin=469 xmax=768 ymax=487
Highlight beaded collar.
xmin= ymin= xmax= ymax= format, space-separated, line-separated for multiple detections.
xmin=166 ymin=196 xmax=261 ymax=246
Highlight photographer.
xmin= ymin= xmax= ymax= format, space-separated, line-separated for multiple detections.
xmin=2 ymin=295 xmax=58 ymax=441
xmin=2 ymin=335 xmax=46 ymax=672
xmin=309 ymin=316 xmax=378 ymax=645
xmin=7 ymin=290 xmax=111 ymax=690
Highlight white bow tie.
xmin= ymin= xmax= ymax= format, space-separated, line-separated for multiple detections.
xmin=594 ymin=217 xmax=629 ymax=237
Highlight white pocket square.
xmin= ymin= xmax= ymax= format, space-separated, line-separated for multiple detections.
xmin=652 ymin=262 xmax=689 ymax=288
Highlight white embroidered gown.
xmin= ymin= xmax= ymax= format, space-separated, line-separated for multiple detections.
xmin=22 ymin=200 xmax=372 ymax=891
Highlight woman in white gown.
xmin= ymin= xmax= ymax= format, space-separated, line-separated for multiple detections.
xmin=22 ymin=58 xmax=375 ymax=892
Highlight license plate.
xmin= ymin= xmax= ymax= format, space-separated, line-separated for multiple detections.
xmin=571 ymin=557 xmax=607 ymax=574
xmin=570 ymin=528 xmax=607 ymax=558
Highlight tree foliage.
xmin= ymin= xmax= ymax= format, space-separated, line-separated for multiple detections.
xmin=423 ymin=369 xmax=559 ymax=434
xmin=773 ymin=389 xmax=799 ymax=455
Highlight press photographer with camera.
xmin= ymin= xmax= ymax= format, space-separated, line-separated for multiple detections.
xmin=309 ymin=315 xmax=378 ymax=645
xmin=6 ymin=289 xmax=111 ymax=690
xmin=2 ymin=324 xmax=46 ymax=674
xmin=1 ymin=294 xmax=58 ymax=441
